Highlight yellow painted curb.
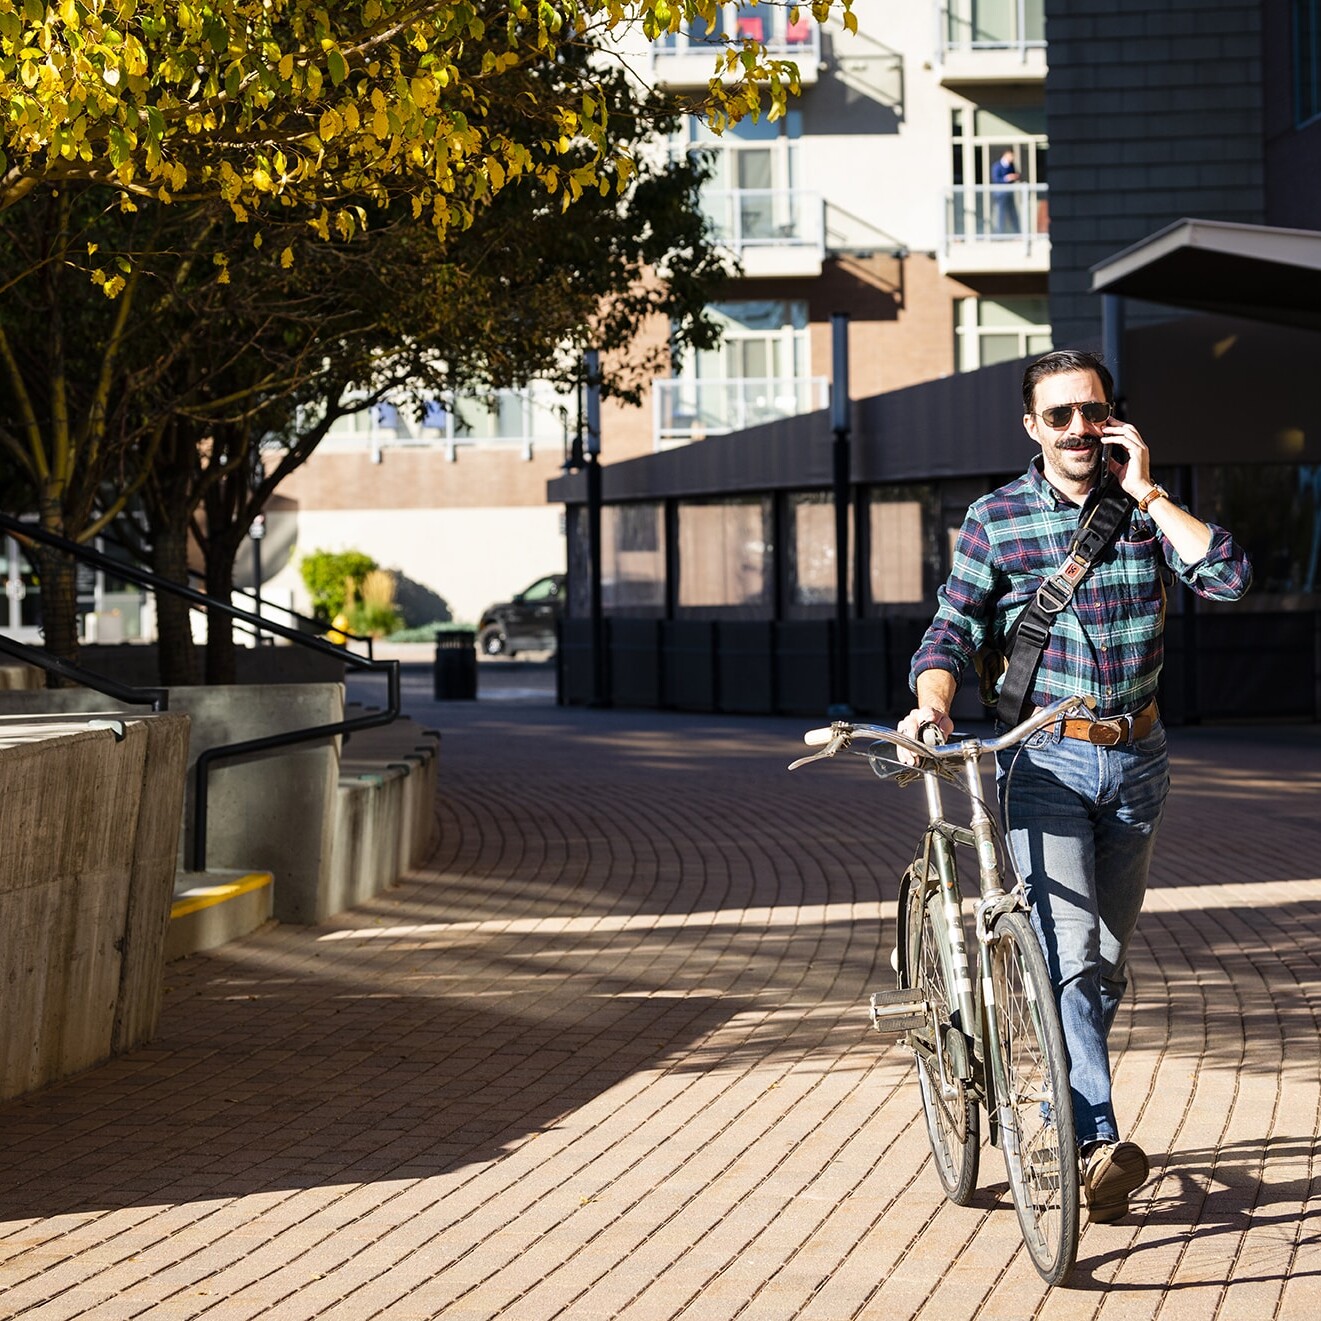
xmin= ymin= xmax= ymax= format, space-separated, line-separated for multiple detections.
xmin=171 ymin=872 xmax=273 ymax=920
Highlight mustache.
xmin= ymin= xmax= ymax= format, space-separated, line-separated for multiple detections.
xmin=1055 ymin=437 xmax=1099 ymax=452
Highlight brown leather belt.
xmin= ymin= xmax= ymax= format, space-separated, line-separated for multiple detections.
xmin=1056 ymin=699 xmax=1159 ymax=747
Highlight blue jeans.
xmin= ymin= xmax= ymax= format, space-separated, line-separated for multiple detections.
xmin=995 ymin=721 xmax=1170 ymax=1147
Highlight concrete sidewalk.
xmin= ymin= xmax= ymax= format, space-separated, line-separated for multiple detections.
xmin=1 ymin=674 xmax=1318 ymax=1320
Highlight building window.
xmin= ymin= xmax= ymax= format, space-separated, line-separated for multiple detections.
xmin=656 ymin=4 xmax=817 ymax=54
xmin=952 ymin=105 xmax=1047 ymax=192
xmin=1298 ymin=0 xmax=1321 ymax=125
xmin=783 ymin=492 xmax=853 ymax=619
xmin=955 ymin=296 xmax=1052 ymax=371
xmin=676 ymin=112 xmax=806 ymax=251
xmin=950 ymin=105 xmax=1048 ymax=240
xmin=602 ymin=503 xmax=667 ymax=616
xmin=944 ymin=0 xmax=1045 ymax=53
xmin=868 ymin=487 xmax=941 ymax=607
xmin=676 ymin=496 xmax=774 ymax=618
xmin=657 ymin=300 xmax=820 ymax=446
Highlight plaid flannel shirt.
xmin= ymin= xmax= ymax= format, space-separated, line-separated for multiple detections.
xmin=910 ymin=459 xmax=1253 ymax=719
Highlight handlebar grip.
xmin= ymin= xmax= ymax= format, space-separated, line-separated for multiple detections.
xmin=803 ymin=727 xmax=835 ymax=747
xmin=919 ymin=722 xmax=947 ymax=748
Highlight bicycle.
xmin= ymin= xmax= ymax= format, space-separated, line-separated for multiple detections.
xmin=790 ymin=694 xmax=1092 ymax=1286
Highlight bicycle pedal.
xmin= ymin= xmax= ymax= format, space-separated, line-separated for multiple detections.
xmin=869 ymin=988 xmax=928 ymax=1033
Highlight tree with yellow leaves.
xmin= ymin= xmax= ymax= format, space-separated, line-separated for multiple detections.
xmin=0 ymin=1 xmax=857 ymax=668
xmin=2 ymin=1 xmax=855 ymax=251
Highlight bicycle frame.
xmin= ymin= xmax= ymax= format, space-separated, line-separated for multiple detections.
xmin=901 ymin=744 xmax=1025 ymax=1148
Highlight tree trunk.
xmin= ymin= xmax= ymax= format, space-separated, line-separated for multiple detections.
xmin=204 ymin=555 xmax=238 ymax=685
xmin=153 ymin=521 xmax=200 ymax=686
xmin=33 ymin=545 xmax=80 ymax=682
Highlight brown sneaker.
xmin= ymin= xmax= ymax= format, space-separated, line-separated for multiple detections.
xmin=1082 ymin=1140 xmax=1149 ymax=1224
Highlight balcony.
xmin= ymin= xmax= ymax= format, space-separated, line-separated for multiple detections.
xmin=699 ymin=187 xmax=826 ymax=278
xmin=653 ymin=376 xmax=829 ymax=450
xmin=940 ymin=184 xmax=1050 ymax=275
xmin=651 ymin=12 xmax=822 ymax=89
xmin=318 ymin=388 xmax=570 ymax=462
xmin=935 ymin=0 xmax=1046 ymax=85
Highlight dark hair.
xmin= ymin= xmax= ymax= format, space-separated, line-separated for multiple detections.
xmin=1022 ymin=349 xmax=1114 ymax=414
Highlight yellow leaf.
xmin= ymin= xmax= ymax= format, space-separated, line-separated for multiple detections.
xmin=843 ymin=11 xmax=858 ymax=34
xmin=280 ymin=246 xmax=294 ymax=269
xmin=279 ymin=53 xmax=294 ymax=79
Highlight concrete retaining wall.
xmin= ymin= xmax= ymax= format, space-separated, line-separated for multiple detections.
xmin=0 ymin=684 xmax=343 ymax=925
xmin=0 ymin=714 xmax=189 ymax=1102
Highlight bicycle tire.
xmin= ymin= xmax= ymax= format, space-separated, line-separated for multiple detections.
xmin=989 ymin=909 xmax=1079 ymax=1286
xmin=902 ymin=866 xmax=980 ymax=1205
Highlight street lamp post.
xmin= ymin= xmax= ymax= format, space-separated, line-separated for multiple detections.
xmin=584 ymin=349 xmax=607 ymax=706
xmin=830 ymin=312 xmax=852 ymax=717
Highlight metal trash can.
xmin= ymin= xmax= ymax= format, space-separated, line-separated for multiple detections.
xmin=433 ymin=628 xmax=478 ymax=700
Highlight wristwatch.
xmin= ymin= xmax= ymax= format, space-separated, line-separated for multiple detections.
xmin=1138 ymin=484 xmax=1169 ymax=514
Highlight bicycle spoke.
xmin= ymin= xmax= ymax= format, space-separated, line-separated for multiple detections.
xmin=904 ymin=869 xmax=979 ymax=1205
xmin=991 ymin=911 xmax=1078 ymax=1285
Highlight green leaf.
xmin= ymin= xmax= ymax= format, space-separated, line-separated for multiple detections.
xmin=327 ymin=48 xmax=348 ymax=85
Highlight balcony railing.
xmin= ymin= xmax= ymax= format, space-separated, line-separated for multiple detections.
xmin=939 ymin=0 xmax=1045 ymax=56
xmin=317 ymin=387 xmax=570 ymax=461
xmin=942 ymin=183 xmax=1049 ymax=270
xmin=699 ymin=187 xmax=825 ymax=258
xmin=651 ymin=14 xmax=821 ymax=86
xmin=653 ymin=376 xmax=829 ymax=450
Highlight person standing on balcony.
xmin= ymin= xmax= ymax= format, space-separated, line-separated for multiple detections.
xmin=991 ymin=148 xmax=1021 ymax=235
xmin=898 ymin=349 xmax=1252 ymax=1223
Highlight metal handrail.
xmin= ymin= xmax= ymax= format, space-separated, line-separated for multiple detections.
xmin=0 ymin=511 xmax=401 ymax=871
xmin=187 ymin=568 xmax=376 ymax=659
xmin=0 ymin=630 xmax=168 ymax=711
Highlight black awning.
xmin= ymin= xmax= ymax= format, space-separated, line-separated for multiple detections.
xmin=1090 ymin=218 xmax=1321 ymax=331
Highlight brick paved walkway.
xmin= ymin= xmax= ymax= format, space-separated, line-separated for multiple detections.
xmin=1 ymin=670 xmax=1319 ymax=1320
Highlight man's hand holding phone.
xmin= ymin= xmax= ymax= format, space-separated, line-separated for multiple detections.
xmin=1100 ymin=420 xmax=1154 ymax=501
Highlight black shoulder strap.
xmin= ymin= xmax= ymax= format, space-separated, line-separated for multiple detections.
xmin=994 ymin=476 xmax=1134 ymax=726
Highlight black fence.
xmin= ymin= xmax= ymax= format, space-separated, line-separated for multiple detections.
xmin=560 ymin=610 xmax=1321 ymax=724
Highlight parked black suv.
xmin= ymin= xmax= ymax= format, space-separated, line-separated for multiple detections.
xmin=477 ymin=573 xmax=565 ymax=656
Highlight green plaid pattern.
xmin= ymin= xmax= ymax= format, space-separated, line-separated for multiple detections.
xmin=911 ymin=461 xmax=1253 ymax=720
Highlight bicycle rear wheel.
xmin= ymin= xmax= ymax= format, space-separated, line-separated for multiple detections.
xmin=989 ymin=909 xmax=1079 ymax=1286
xmin=902 ymin=867 xmax=979 ymax=1205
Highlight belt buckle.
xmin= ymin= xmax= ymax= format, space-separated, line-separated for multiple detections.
xmin=1089 ymin=721 xmax=1123 ymax=747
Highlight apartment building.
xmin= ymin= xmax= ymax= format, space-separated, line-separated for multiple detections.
xmin=264 ymin=0 xmax=1053 ymax=627
xmin=548 ymin=0 xmax=1321 ymax=721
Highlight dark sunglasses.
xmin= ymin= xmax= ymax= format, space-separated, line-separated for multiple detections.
xmin=1035 ymin=400 xmax=1113 ymax=429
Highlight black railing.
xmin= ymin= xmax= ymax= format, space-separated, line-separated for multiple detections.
xmin=187 ymin=569 xmax=376 ymax=659
xmin=0 ymin=630 xmax=168 ymax=710
xmin=0 ymin=512 xmax=401 ymax=871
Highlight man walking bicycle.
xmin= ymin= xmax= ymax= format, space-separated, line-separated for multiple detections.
xmin=899 ymin=349 xmax=1252 ymax=1223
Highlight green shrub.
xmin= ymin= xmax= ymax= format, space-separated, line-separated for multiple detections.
xmin=347 ymin=569 xmax=402 ymax=638
xmin=300 ymin=548 xmax=378 ymax=621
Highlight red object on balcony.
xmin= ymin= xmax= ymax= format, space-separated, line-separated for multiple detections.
xmin=785 ymin=18 xmax=811 ymax=44
xmin=737 ymin=15 xmax=765 ymax=41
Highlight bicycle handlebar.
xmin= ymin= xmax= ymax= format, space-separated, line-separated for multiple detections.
xmin=795 ymin=694 xmax=1095 ymax=769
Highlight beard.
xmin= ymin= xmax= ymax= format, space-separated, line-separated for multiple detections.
xmin=1050 ymin=436 xmax=1103 ymax=480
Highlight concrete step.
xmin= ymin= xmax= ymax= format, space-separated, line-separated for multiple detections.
xmin=167 ymin=870 xmax=274 ymax=961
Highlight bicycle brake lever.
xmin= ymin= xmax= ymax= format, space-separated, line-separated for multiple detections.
xmin=788 ymin=730 xmax=851 ymax=770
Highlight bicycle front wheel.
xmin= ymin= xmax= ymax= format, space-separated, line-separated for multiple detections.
xmin=903 ymin=868 xmax=979 ymax=1205
xmin=989 ymin=910 xmax=1079 ymax=1286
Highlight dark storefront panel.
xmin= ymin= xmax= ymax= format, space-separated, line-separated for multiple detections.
xmin=609 ymin=618 xmax=663 ymax=708
xmin=718 ymin=621 xmax=775 ymax=714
